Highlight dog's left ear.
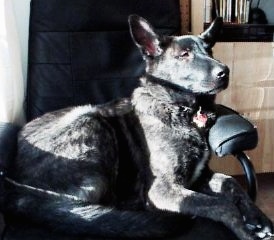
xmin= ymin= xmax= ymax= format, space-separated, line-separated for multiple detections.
xmin=128 ymin=15 xmax=163 ymax=58
xmin=199 ymin=17 xmax=223 ymax=48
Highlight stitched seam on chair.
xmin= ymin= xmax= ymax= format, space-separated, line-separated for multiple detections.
xmin=217 ymin=132 xmax=257 ymax=150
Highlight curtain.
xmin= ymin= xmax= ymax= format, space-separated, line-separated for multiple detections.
xmin=0 ymin=0 xmax=25 ymax=125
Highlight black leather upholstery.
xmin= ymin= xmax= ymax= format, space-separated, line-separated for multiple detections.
xmin=0 ymin=1 xmax=259 ymax=239
xmin=26 ymin=0 xmax=181 ymax=121
xmin=0 ymin=123 xmax=20 ymax=209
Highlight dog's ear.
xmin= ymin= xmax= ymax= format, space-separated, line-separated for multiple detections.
xmin=199 ymin=17 xmax=223 ymax=48
xmin=128 ymin=15 xmax=163 ymax=58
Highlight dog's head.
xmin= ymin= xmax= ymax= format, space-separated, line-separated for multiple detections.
xmin=129 ymin=15 xmax=229 ymax=95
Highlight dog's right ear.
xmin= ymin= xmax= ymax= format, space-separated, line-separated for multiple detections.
xmin=128 ymin=15 xmax=163 ymax=58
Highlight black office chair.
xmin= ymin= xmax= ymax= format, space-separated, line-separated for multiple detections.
xmin=0 ymin=0 xmax=258 ymax=239
xmin=209 ymin=104 xmax=258 ymax=201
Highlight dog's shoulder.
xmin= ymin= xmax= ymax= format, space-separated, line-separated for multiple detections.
xmin=132 ymin=78 xmax=195 ymax=127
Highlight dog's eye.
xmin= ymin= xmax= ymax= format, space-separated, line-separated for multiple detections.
xmin=176 ymin=50 xmax=190 ymax=60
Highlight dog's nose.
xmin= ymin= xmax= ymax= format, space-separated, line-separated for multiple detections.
xmin=217 ymin=71 xmax=226 ymax=79
xmin=216 ymin=66 xmax=229 ymax=80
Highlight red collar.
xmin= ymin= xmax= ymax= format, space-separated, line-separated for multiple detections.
xmin=193 ymin=107 xmax=208 ymax=128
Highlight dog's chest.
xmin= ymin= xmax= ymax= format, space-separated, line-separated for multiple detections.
xmin=138 ymin=111 xmax=210 ymax=187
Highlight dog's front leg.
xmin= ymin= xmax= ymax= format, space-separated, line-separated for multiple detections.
xmin=196 ymin=171 xmax=273 ymax=239
xmin=148 ymin=177 xmax=263 ymax=240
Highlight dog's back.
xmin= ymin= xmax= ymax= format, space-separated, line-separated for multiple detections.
xmin=5 ymin=93 xmax=196 ymax=238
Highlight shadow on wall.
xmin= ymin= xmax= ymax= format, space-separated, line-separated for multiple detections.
xmin=251 ymin=0 xmax=274 ymax=24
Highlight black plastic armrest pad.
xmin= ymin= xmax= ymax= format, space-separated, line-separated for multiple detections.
xmin=208 ymin=105 xmax=258 ymax=157
xmin=0 ymin=122 xmax=21 ymax=171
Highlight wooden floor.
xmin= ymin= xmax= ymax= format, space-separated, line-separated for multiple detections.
xmin=234 ymin=173 xmax=274 ymax=227
xmin=255 ymin=173 xmax=274 ymax=224
xmin=0 ymin=173 xmax=273 ymax=237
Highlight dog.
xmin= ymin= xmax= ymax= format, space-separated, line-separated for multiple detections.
xmin=3 ymin=15 xmax=273 ymax=240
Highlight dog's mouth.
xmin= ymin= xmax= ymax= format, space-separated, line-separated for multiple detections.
xmin=206 ymin=79 xmax=229 ymax=94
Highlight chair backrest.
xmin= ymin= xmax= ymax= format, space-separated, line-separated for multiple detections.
xmin=26 ymin=0 xmax=181 ymax=121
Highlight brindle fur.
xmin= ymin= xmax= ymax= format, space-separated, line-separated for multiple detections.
xmin=4 ymin=15 xmax=273 ymax=239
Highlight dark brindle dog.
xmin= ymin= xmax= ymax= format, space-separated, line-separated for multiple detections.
xmin=4 ymin=15 xmax=273 ymax=239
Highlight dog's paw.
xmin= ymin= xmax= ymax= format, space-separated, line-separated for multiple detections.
xmin=256 ymin=231 xmax=273 ymax=239
xmin=247 ymin=224 xmax=273 ymax=239
xmin=243 ymin=214 xmax=273 ymax=239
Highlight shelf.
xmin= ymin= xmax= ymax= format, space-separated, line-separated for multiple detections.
xmin=204 ymin=23 xmax=274 ymax=42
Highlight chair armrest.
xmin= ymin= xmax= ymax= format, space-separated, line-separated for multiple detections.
xmin=208 ymin=104 xmax=258 ymax=157
xmin=208 ymin=105 xmax=258 ymax=201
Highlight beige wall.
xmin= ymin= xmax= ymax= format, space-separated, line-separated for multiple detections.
xmin=212 ymin=42 xmax=274 ymax=175
xmin=191 ymin=2 xmax=274 ymax=174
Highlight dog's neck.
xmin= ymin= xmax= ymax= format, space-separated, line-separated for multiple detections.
xmin=139 ymin=75 xmax=198 ymax=107
xmin=145 ymin=74 xmax=216 ymax=110
xmin=132 ymin=75 xmax=216 ymax=128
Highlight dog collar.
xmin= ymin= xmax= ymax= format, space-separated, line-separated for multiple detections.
xmin=145 ymin=74 xmax=196 ymax=95
xmin=193 ymin=107 xmax=208 ymax=128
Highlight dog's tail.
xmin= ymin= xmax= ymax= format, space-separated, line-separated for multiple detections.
xmin=4 ymin=186 xmax=189 ymax=238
